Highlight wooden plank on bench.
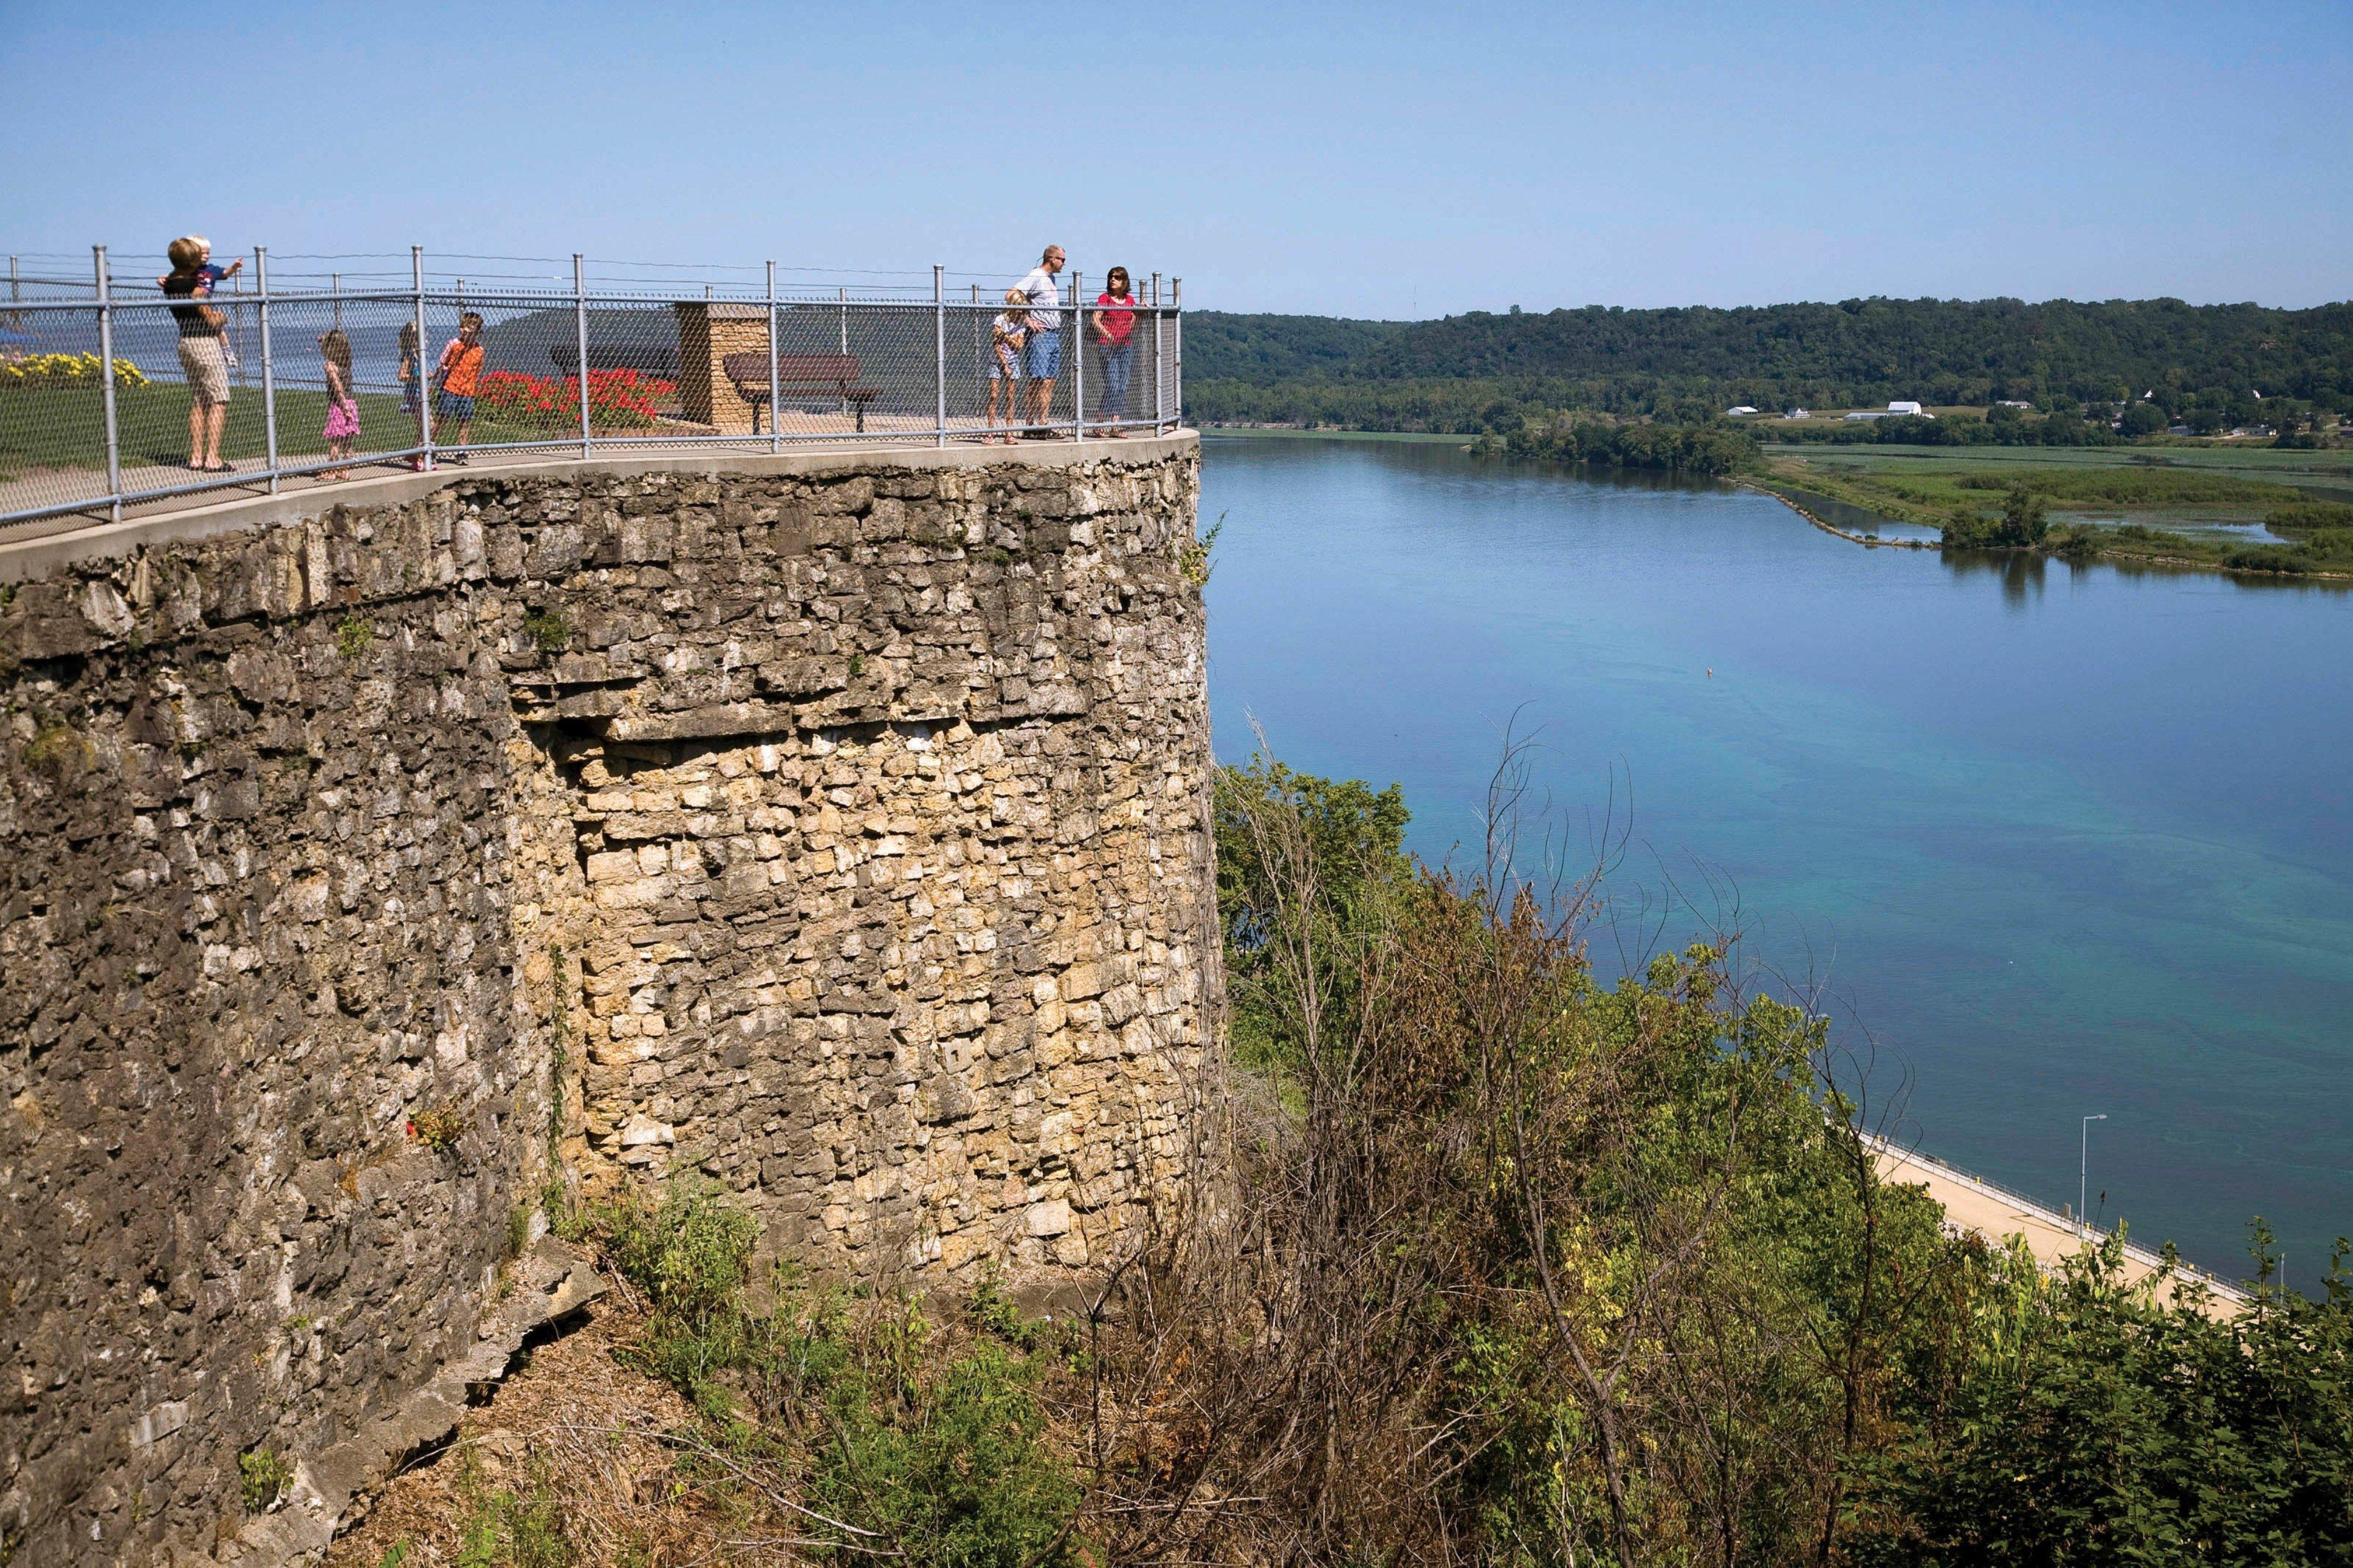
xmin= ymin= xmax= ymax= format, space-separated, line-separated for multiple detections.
xmin=723 ymin=352 xmax=882 ymax=434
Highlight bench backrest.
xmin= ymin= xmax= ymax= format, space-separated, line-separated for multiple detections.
xmin=552 ymin=342 xmax=680 ymax=378
xmin=723 ymin=351 xmax=864 ymax=386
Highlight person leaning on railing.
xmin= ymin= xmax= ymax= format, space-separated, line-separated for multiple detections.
xmin=162 ymin=236 xmax=233 ymax=473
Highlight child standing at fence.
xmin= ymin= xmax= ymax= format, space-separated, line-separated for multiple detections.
xmin=435 ymin=312 xmax=485 ymax=461
xmin=318 ymin=329 xmax=360 ymax=481
xmin=983 ymin=290 xmax=1028 ymax=443
xmin=397 ymin=321 xmax=425 ymax=469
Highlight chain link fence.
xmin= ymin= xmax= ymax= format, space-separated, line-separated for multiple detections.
xmin=1 ymin=247 xmax=1183 ymax=541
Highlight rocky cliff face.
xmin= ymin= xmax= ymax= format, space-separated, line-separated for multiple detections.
xmin=0 ymin=440 xmax=1214 ymax=1564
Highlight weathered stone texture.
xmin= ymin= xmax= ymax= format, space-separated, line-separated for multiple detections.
xmin=0 ymin=443 xmax=1212 ymax=1564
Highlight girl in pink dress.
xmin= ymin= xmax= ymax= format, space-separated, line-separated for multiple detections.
xmin=319 ymin=329 xmax=360 ymax=480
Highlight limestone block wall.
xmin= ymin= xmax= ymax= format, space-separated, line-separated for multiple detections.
xmin=672 ymin=302 xmax=772 ymax=432
xmin=0 ymin=437 xmax=1212 ymax=1565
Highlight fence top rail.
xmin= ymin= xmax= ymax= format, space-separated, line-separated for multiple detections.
xmin=3 ymin=291 xmax=1184 ymax=313
xmin=1 ymin=248 xmax=1186 ymax=305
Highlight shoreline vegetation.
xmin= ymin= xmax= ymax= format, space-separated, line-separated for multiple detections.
xmin=329 ymin=758 xmax=2353 ymax=1567
xmin=1476 ymin=416 xmax=2353 ymax=580
xmin=1753 ymin=458 xmax=2353 ymax=578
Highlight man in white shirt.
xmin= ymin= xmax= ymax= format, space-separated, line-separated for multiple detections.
xmin=1015 ymin=245 xmax=1065 ymax=437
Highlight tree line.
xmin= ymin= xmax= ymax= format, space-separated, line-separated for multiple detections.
xmin=1484 ymin=415 xmax=1762 ymax=474
xmin=1184 ymin=296 xmax=2353 ymax=433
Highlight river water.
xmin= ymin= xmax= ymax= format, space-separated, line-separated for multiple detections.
xmin=1201 ymin=433 xmax=2353 ymax=1281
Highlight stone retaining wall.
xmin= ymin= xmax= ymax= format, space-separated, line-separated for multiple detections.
xmin=0 ymin=439 xmax=1213 ymax=1564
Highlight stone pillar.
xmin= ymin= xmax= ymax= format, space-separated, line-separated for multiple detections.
xmin=672 ymin=301 xmax=771 ymax=434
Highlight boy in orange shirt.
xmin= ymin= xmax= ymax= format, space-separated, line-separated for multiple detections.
xmin=435 ymin=312 xmax=486 ymax=460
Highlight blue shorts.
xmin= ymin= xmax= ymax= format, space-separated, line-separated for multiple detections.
xmin=437 ymin=392 xmax=476 ymax=422
xmin=1023 ymin=330 xmax=1060 ymax=380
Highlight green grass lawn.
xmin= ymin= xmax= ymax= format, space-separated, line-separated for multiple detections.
xmin=2 ymin=383 xmax=646 ymax=483
xmin=1 ymin=384 xmax=420 ymax=478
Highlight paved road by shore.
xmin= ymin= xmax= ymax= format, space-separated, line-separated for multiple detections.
xmin=1867 ymin=1134 xmax=2250 ymax=1320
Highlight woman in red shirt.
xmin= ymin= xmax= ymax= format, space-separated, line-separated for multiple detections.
xmin=1087 ymin=267 xmax=1141 ymax=436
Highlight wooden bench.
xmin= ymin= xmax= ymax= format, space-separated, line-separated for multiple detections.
xmin=550 ymin=342 xmax=681 ymax=380
xmin=722 ymin=352 xmax=881 ymax=434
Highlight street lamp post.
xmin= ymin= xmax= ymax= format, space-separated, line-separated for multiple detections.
xmin=2080 ymin=1114 xmax=2107 ymax=1241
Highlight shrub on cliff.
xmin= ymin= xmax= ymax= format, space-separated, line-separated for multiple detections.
xmin=1148 ymin=756 xmax=2353 ymax=1566
xmin=560 ymin=1180 xmax=1089 ymax=1567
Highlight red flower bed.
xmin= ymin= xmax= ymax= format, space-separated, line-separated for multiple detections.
xmin=474 ymin=368 xmax=675 ymax=431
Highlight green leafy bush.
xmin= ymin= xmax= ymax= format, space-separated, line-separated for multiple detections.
xmin=2223 ymin=544 xmax=2317 ymax=575
xmin=569 ymin=1179 xmax=1088 ymax=1566
xmin=407 ymin=1103 xmax=465 ymax=1150
xmin=1942 ymin=485 xmax=2050 ymax=547
xmin=521 ymin=610 xmax=571 ymax=654
xmin=1502 ymin=413 xmax=1762 ymax=474
xmin=238 ymin=1448 xmax=292 ymax=1513
xmin=2267 ymin=501 xmax=2353 ymax=534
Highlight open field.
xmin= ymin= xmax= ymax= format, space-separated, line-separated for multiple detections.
xmin=1756 ymin=444 xmax=2353 ymax=577
xmin=1766 ymin=439 xmax=2353 ymax=486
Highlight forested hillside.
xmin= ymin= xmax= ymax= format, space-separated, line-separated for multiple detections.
xmin=1184 ymin=296 xmax=2353 ymax=431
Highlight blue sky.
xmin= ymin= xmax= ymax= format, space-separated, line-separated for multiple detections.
xmin=6 ymin=0 xmax=2348 ymax=317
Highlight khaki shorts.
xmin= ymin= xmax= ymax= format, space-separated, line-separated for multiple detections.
xmin=177 ymin=335 xmax=230 ymax=406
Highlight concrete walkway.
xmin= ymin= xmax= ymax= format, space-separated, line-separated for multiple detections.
xmin=1866 ymin=1133 xmax=2250 ymax=1318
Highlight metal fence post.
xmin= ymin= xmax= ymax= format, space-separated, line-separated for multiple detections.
xmin=332 ymin=271 xmax=343 ymax=332
xmin=934 ymin=264 xmax=946 ymax=448
xmin=837 ymin=286 xmax=848 ymax=419
xmin=228 ymin=264 xmax=247 ymax=389
xmin=95 ymin=246 xmax=122 ymax=522
xmin=1172 ymin=276 xmax=1183 ymax=428
xmin=414 ymin=245 xmax=435 ymax=471
xmin=573 ymin=253 xmax=592 ymax=459
xmin=767 ymin=260 xmax=781 ymax=455
xmin=1152 ymin=273 xmax=1164 ymax=431
xmin=257 ymin=247 xmax=279 ymax=493
xmin=1071 ymin=270 xmax=1084 ymax=442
